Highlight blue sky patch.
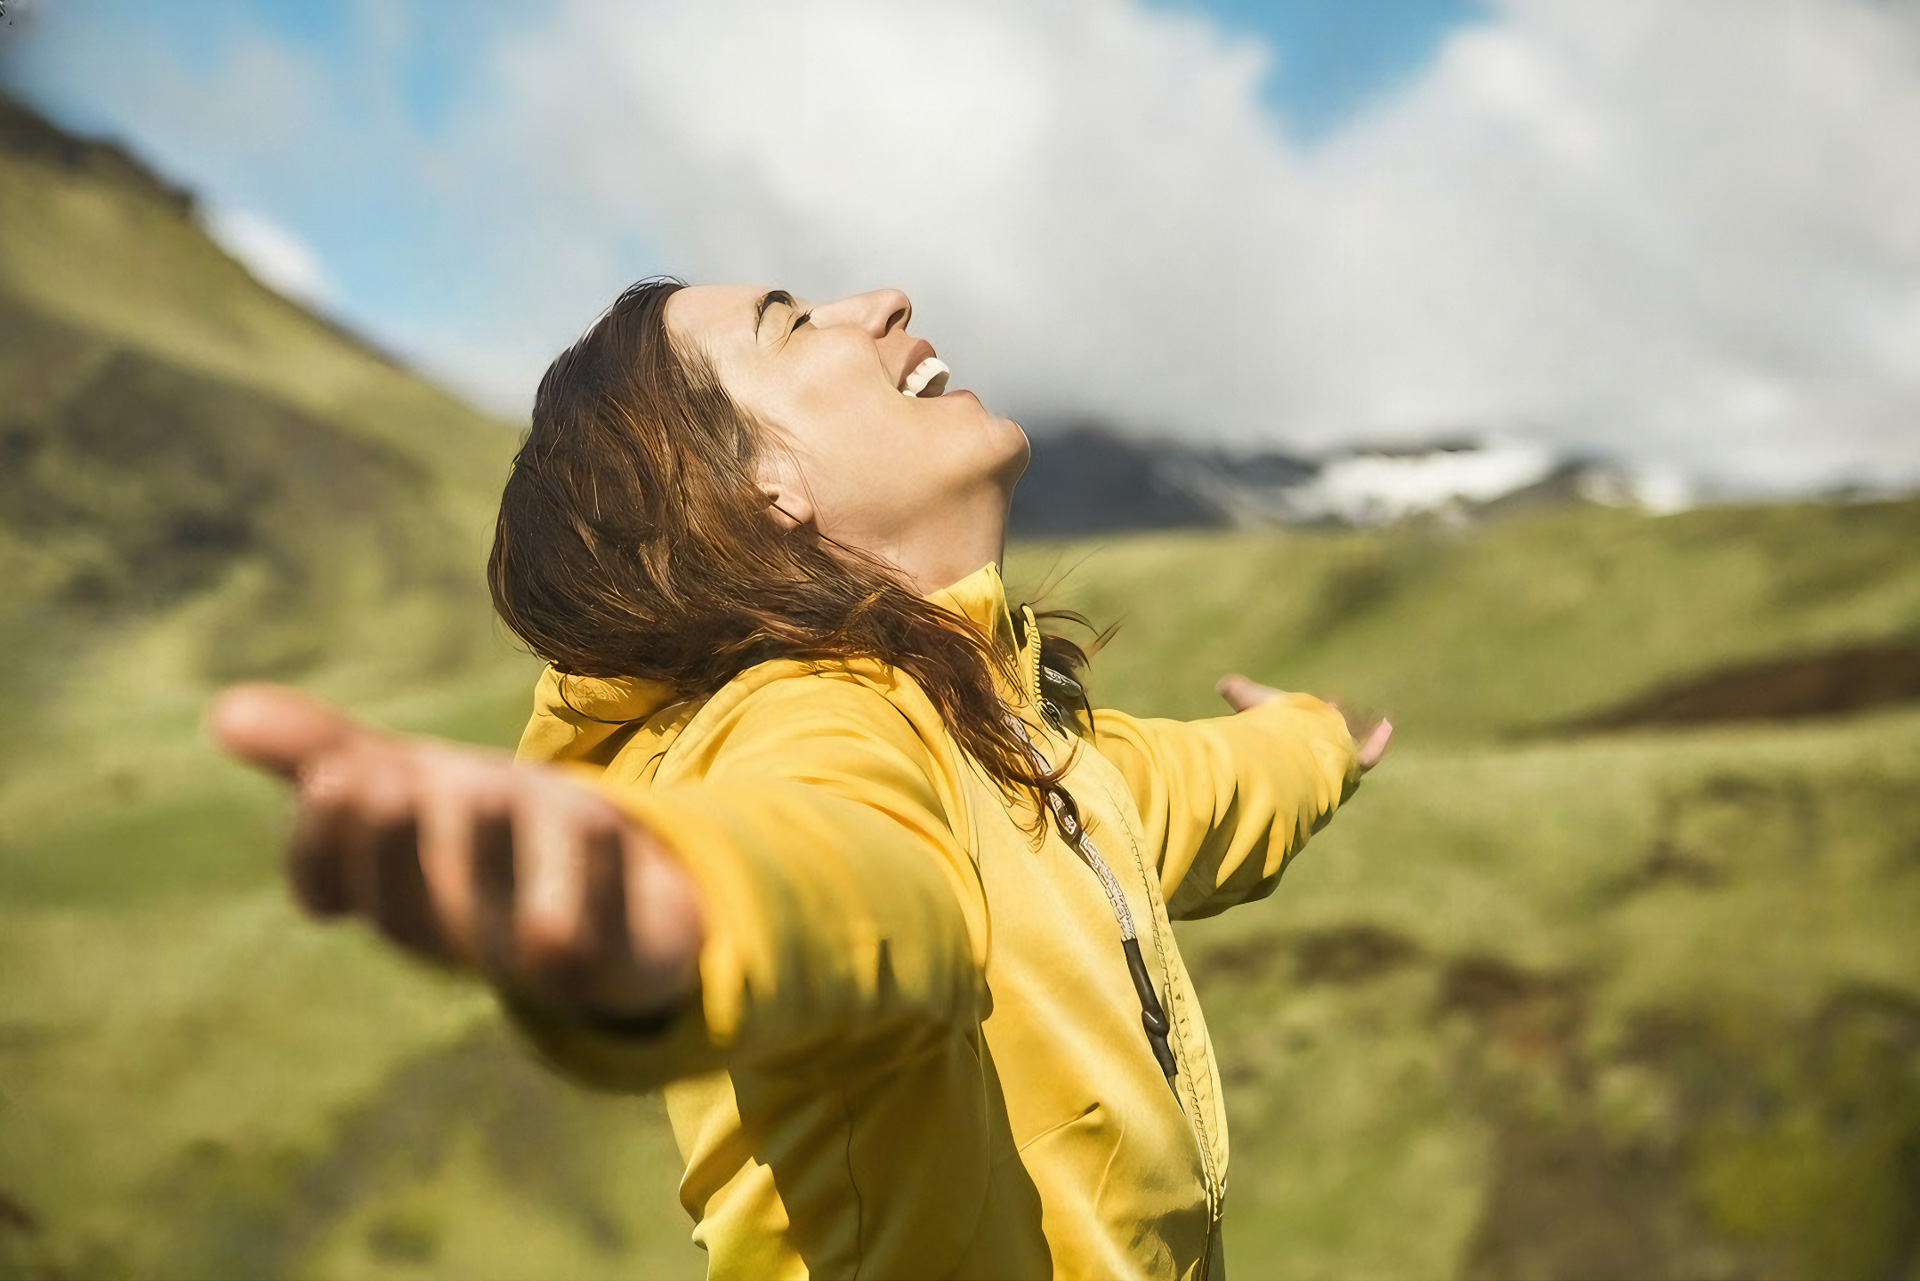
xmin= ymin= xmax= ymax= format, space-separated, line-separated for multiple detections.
xmin=1150 ymin=0 xmax=1487 ymax=137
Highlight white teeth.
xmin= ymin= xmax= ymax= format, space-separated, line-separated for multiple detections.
xmin=900 ymin=356 xmax=950 ymax=398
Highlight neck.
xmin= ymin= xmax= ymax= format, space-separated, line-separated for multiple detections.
xmin=872 ymin=486 xmax=1011 ymax=597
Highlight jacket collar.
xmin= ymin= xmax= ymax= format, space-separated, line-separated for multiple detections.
xmin=927 ymin=562 xmax=1044 ymax=708
xmin=518 ymin=562 xmax=1040 ymax=765
xmin=926 ymin=561 xmax=1017 ymax=654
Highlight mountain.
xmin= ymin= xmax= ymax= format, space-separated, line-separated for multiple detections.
xmin=1010 ymin=426 xmax=1677 ymax=535
xmin=1009 ymin=423 xmax=1233 ymax=534
xmin=0 ymin=93 xmax=524 ymax=765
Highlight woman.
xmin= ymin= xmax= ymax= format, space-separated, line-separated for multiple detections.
xmin=214 ymin=279 xmax=1390 ymax=1280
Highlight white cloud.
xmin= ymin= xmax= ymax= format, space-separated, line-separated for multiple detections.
xmin=34 ymin=0 xmax=1912 ymax=490
xmin=446 ymin=0 xmax=1920 ymax=493
xmin=201 ymin=205 xmax=333 ymax=307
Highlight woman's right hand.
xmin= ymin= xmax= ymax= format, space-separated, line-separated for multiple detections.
xmin=209 ymin=684 xmax=703 ymax=1025
xmin=1216 ymin=673 xmax=1393 ymax=772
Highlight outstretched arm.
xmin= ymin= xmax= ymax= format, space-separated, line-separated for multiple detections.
xmin=213 ymin=674 xmax=988 ymax=1092
xmin=1090 ymin=674 xmax=1391 ymax=921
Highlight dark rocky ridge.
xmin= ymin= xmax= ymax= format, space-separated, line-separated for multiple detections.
xmin=1574 ymin=643 xmax=1920 ymax=730
xmin=1009 ymin=423 xmax=1634 ymax=535
xmin=0 ymin=91 xmax=195 ymax=214
xmin=1009 ymin=424 xmax=1232 ymax=534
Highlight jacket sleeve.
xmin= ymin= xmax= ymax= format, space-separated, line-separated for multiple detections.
xmin=507 ymin=672 xmax=987 ymax=1092
xmin=1088 ymin=693 xmax=1360 ymax=921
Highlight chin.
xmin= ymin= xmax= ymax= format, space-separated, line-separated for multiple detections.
xmin=989 ymin=415 xmax=1031 ymax=489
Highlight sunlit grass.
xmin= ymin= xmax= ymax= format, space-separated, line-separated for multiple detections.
xmin=4 ymin=502 xmax=1917 ymax=1278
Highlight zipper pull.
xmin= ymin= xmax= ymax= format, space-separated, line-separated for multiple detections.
xmin=1041 ymin=666 xmax=1084 ymax=701
xmin=1123 ymin=937 xmax=1180 ymax=1088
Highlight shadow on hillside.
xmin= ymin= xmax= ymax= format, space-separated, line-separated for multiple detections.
xmin=1566 ymin=643 xmax=1920 ymax=732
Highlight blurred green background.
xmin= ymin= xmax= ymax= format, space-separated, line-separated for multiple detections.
xmin=2 ymin=95 xmax=1918 ymax=1281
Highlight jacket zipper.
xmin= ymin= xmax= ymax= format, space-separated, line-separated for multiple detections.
xmin=1015 ymin=608 xmax=1226 ymax=1235
xmin=1038 ymin=777 xmax=1181 ymax=1088
xmin=1018 ymin=713 xmax=1228 ymax=1228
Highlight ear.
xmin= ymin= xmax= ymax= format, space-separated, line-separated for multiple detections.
xmin=755 ymin=455 xmax=815 ymax=531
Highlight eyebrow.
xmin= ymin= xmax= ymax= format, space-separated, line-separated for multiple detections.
xmin=753 ymin=289 xmax=796 ymax=333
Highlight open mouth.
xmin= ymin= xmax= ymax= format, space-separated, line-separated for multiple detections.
xmin=900 ymin=356 xmax=951 ymax=398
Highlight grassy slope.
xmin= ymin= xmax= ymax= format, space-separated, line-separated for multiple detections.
xmin=0 ymin=95 xmax=528 ymax=745
xmin=1185 ymin=713 xmax=1920 ymax=1280
xmin=1008 ymin=520 xmax=1920 ymax=1281
xmin=0 ymin=106 xmax=704 ymax=1280
xmin=2 ymin=502 xmax=1913 ymax=1280
xmin=1007 ymin=500 xmax=1920 ymax=736
xmin=0 ymin=91 xmax=541 ymax=846
xmin=1 ymin=101 xmax=1916 ymax=1281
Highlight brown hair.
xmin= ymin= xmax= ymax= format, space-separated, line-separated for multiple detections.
xmin=488 ymin=278 xmax=1096 ymax=829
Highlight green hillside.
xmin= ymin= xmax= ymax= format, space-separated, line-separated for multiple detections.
xmin=1004 ymin=517 xmax=1920 ymax=1280
xmin=1010 ymin=500 xmax=1920 ymax=736
xmin=0 ymin=94 xmax=526 ymax=732
xmin=0 ymin=94 xmax=539 ymax=900
xmin=2 ymin=97 xmax=1916 ymax=1281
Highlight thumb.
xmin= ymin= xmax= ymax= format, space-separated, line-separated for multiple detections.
xmin=208 ymin=683 xmax=366 ymax=780
xmin=1355 ymin=718 xmax=1394 ymax=772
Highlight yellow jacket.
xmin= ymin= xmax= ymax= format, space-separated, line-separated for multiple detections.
xmin=510 ymin=563 xmax=1361 ymax=1280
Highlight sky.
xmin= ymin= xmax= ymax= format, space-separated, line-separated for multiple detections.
xmin=2 ymin=0 xmax=1917 ymax=497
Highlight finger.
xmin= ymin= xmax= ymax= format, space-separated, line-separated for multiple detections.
xmin=366 ymin=809 xmax=445 ymax=958
xmin=514 ymin=784 xmax=594 ymax=977
xmin=1216 ymin=673 xmax=1282 ymax=713
xmin=582 ymin=822 xmax=632 ymax=967
xmin=287 ymin=785 xmax=353 ymax=916
xmin=416 ymin=760 xmax=485 ymax=966
xmin=469 ymin=802 xmax=519 ymax=982
xmin=320 ymin=750 xmax=413 ymax=915
xmin=538 ymin=819 xmax=638 ymax=1010
xmin=1356 ymin=719 xmax=1394 ymax=771
xmin=622 ymin=823 xmax=705 ymax=996
xmin=209 ymin=684 xmax=366 ymax=781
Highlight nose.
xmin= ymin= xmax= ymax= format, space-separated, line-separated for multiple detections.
xmin=813 ymin=288 xmax=912 ymax=338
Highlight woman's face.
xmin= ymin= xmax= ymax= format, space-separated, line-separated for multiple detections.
xmin=664 ymin=283 xmax=1029 ymax=592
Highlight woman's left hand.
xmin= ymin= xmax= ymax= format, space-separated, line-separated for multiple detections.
xmin=1216 ymin=673 xmax=1393 ymax=772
